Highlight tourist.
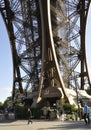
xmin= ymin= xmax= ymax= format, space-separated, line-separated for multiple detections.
xmin=83 ymin=103 xmax=90 ymax=125
xmin=27 ymin=108 xmax=32 ymax=124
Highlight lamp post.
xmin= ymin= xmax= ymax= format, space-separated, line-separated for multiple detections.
xmin=74 ymin=72 xmax=80 ymax=120
xmin=76 ymin=87 xmax=81 ymax=120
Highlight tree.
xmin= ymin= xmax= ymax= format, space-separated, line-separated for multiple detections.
xmin=0 ymin=102 xmax=4 ymax=113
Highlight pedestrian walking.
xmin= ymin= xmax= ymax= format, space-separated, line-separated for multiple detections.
xmin=27 ymin=108 xmax=32 ymax=124
xmin=83 ymin=103 xmax=90 ymax=125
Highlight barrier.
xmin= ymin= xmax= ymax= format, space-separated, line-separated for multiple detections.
xmin=0 ymin=113 xmax=15 ymax=121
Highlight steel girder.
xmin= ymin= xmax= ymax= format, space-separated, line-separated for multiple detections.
xmin=0 ymin=0 xmax=91 ymax=103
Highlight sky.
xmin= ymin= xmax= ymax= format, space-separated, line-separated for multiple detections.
xmin=0 ymin=5 xmax=91 ymax=103
xmin=0 ymin=15 xmax=13 ymax=103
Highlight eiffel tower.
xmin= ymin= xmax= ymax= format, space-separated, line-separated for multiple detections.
xmin=0 ymin=0 xmax=91 ymax=107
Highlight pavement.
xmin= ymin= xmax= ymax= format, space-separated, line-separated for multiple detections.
xmin=0 ymin=119 xmax=91 ymax=130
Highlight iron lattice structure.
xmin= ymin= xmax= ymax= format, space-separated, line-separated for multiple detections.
xmin=0 ymin=0 xmax=91 ymax=103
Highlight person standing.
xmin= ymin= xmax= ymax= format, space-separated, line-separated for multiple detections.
xmin=27 ymin=108 xmax=32 ymax=124
xmin=83 ymin=103 xmax=90 ymax=125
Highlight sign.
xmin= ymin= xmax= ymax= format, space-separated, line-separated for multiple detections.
xmin=42 ymin=87 xmax=62 ymax=98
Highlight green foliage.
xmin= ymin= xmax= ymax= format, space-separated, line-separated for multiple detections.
xmin=63 ymin=103 xmax=77 ymax=114
xmin=86 ymin=88 xmax=91 ymax=95
xmin=3 ymin=97 xmax=12 ymax=108
xmin=0 ymin=102 xmax=3 ymax=106
xmin=0 ymin=102 xmax=4 ymax=113
xmin=15 ymin=103 xmax=28 ymax=119
xmin=66 ymin=113 xmax=75 ymax=120
xmin=14 ymin=103 xmax=43 ymax=119
xmin=3 ymin=99 xmax=9 ymax=108
xmin=31 ymin=108 xmax=43 ymax=119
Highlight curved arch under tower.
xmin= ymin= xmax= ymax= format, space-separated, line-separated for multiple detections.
xmin=0 ymin=0 xmax=91 ymax=106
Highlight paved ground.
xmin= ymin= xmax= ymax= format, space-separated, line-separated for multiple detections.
xmin=0 ymin=119 xmax=91 ymax=130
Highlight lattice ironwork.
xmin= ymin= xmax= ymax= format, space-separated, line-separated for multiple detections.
xmin=0 ymin=0 xmax=91 ymax=104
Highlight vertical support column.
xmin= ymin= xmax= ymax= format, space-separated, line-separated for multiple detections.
xmin=37 ymin=0 xmax=69 ymax=103
xmin=4 ymin=0 xmax=23 ymax=99
xmin=80 ymin=0 xmax=85 ymax=90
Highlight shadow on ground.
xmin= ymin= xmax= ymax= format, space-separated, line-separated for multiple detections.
xmin=0 ymin=119 xmax=27 ymax=127
xmin=38 ymin=121 xmax=91 ymax=130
